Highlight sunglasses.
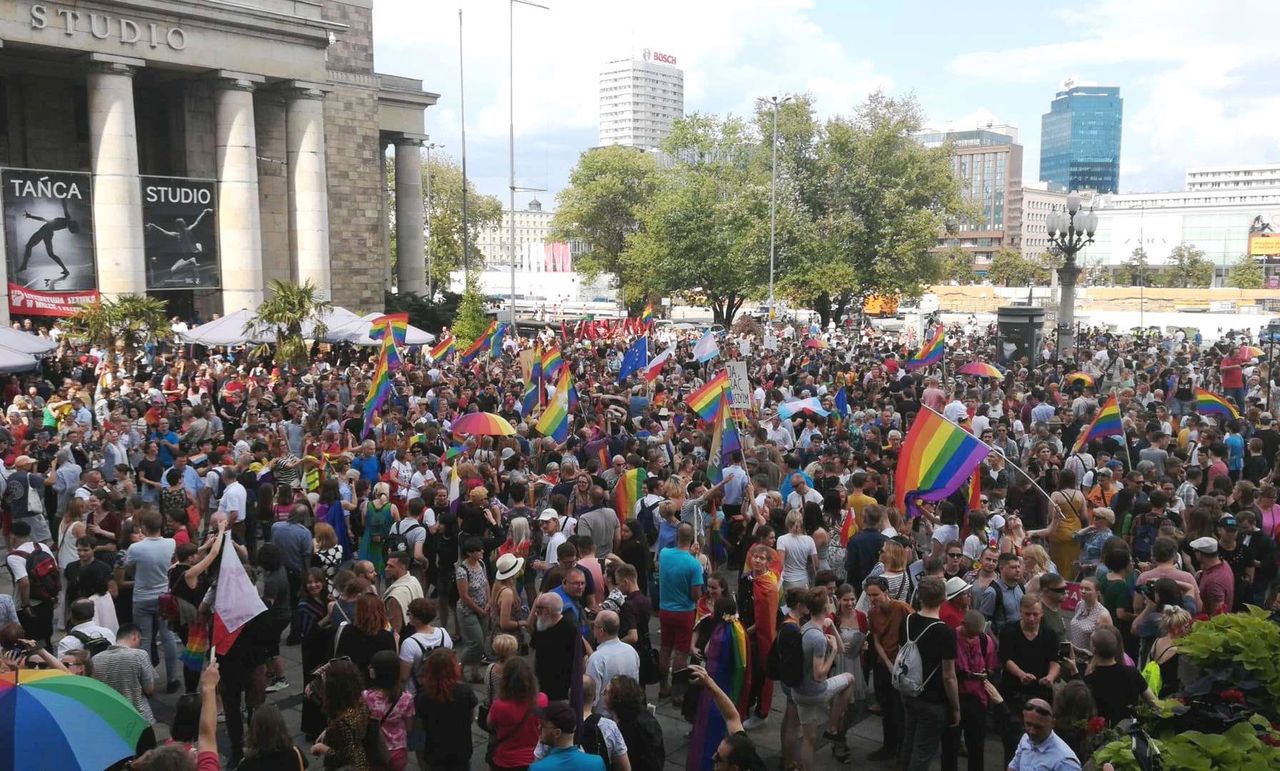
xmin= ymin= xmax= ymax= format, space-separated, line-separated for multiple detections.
xmin=946 ymin=552 xmax=962 ymax=559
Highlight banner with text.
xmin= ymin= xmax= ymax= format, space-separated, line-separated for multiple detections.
xmin=2 ymin=168 xmax=98 ymax=315
xmin=142 ymin=176 xmax=218 ymax=290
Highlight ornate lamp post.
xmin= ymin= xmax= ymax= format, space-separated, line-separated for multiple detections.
xmin=1046 ymin=192 xmax=1098 ymax=362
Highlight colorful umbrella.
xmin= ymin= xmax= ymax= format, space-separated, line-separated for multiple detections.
xmin=804 ymin=338 xmax=827 ymax=349
xmin=0 ymin=669 xmax=148 ymax=771
xmin=957 ymin=362 xmax=1004 ymax=379
xmin=1064 ymin=372 xmax=1095 ymax=387
xmin=450 ymin=411 xmax=517 ymax=436
xmin=1242 ymin=345 xmax=1264 ymax=359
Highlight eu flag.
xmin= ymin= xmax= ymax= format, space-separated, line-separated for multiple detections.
xmin=617 ymin=337 xmax=648 ymax=383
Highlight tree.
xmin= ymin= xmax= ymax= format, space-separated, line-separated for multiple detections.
xmin=419 ymin=155 xmax=502 ymax=290
xmin=1115 ymin=247 xmax=1154 ymax=286
xmin=1162 ymin=243 xmax=1213 ymax=288
xmin=1227 ymin=254 xmax=1264 ymax=289
xmin=622 ymin=113 xmax=770 ymax=325
xmin=64 ymin=294 xmax=170 ymax=371
xmin=384 ymin=289 xmax=461 ymax=334
xmin=250 ymin=279 xmax=332 ymax=368
xmin=939 ymin=246 xmax=976 ymax=284
xmin=451 ymin=282 xmax=489 ymax=347
xmin=986 ymin=247 xmax=1045 ymax=286
xmin=550 ymin=146 xmax=657 ymax=297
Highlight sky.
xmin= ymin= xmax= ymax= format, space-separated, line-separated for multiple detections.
xmin=372 ymin=0 xmax=1280 ymax=210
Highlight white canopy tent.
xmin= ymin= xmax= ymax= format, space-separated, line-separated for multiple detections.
xmin=0 ymin=327 xmax=57 ymax=354
xmin=178 ymin=309 xmax=273 ymax=346
xmin=325 ymin=313 xmax=436 ymax=346
xmin=177 ymin=306 xmax=417 ymax=347
xmin=0 ymin=346 xmax=39 ymax=372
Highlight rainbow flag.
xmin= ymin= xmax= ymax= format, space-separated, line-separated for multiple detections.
xmin=541 ymin=346 xmax=563 ymax=379
xmin=459 ymin=321 xmax=495 ymax=365
xmin=441 ymin=444 xmax=464 ymax=465
xmin=535 ymin=367 xmax=572 ymax=442
xmin=369 ymin=313 xmax=409 ymax=347
xmin=614 ymin=467 xmax=647 ymax=524
xmin=1194 ymin=388 xmax=1240 ymax=420
xmin=906 ymin=324 xmax=945 ymax=371
xmin=895 ymin=408 xmax=991 ymax=516
xmin=719 ymin=395 xmax=741 ymax=461
xmin=361 ymin=339 xmax=395 ymax=437
xmin=641 ymin=302 xmax=654 ymax=327
xmin=1071 ymin=394 xmax=1123 ymax=454
xmin=838 ymin=510 xmax=857 ymax=547
xmin=686 ymin=370 xmax=730 ymax=421
xmin=522 ymin=349 xmax=544 ymax=416
xmin=428 ymin=335 xmax=455 ymax=361
xmin=686 ymin=616 xmax=750 ymax=771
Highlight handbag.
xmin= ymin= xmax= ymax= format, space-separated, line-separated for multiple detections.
xmin=476 ymin=663 xmax=495 ymax=732
xmin=365 ymin=701 xmax=394 ymax=771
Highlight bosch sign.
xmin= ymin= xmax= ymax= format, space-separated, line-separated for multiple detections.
xmin=642 ymin=48 xmax=677 ymax=65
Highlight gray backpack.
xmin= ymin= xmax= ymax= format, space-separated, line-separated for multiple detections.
xmin=892 ymin=618 xmax=942 ymax=697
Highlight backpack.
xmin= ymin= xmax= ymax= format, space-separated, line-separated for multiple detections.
xmin=1131 ymin=514 xmax=1160 ymax=563
xmin=765 ymin=620 xmax=805 ymax=689
xmin=70 ymin=630 xmax=112 ymax=657
xmin=636 ymin=497 xmax=660 ymax=544
xmin=17 ymin=544 xmax=60 ymax=604
xmin=2 ymin=470 xmax=24 ymax=512
xmin=580 ymin=713 xmax=615 ymax=771
xmin=385 ymin=520 xmax=423 ymax=558
xmin=892 ymin=617 xmax=943 ymax=697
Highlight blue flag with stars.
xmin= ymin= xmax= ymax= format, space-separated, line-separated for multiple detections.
xmin=616 ymin=336 xmax=648 ymax=383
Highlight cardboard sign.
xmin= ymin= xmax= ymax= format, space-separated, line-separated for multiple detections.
xmin=726 ymin=360 xmax=751 ymax=411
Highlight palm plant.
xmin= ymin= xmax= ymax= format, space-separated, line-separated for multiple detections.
xmin=64 ymin=294 xmax=171 ymax=371
xmin=249 ymin=279 xmax=331 ymax=368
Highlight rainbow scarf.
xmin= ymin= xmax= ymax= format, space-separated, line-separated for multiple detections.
xmin=1194 ymin=388 xmax=1240 ymax=420
xmin=895 ymin=408 xmax=990 ymax=516
xmin=686 ymin=617 xmax=750 ymax=771
xmin=906 ymin=324 xmax=945 ymax=370
xmin=1071 ymin=394 xmax=1123 ymax=453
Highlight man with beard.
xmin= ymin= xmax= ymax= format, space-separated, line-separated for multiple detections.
xmin=529 ymin=592 xmax=580 ymax=701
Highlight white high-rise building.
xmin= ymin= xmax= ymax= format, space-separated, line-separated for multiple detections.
xmin=1185 ymin=164 xmax=1280 ymax=191
xmin=599 ymin=50 xmax=684 ymax=150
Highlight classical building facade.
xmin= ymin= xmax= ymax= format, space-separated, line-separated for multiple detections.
xmin=0 ymin=0 xmax=434 ymax=322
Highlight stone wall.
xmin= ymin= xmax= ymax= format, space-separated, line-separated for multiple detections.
xmin=255 ymin=91 xmax=292 ymax=287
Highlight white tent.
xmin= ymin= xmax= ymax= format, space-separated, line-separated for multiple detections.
xmin=178 ymin=309 xmax=274 ymax=346
xmin=324 ymin=313 xmax=435 ymax=346
xmin=0 ymin=327 xmax=57 ymax=354
xmin=0 ymin=346 xmax=38 ymax=372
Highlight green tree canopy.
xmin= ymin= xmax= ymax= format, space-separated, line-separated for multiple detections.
xmin=985 ymin=247 xmax=1045 ymax=286
xmin=1161 ymin=243 xmax=1214 ymax=288
xmin=939 ymin=246 xmax=977 ymax=284
xmin=250 ymin=279 xmax=332 ymax=368
xmin=1227 ymin=253 xmax=1264 ymax=289
xmin=1116 ymin=247 xmax=1154 ymax=286
xmin=550 ymin=146 xmax=657 ymax=295
xmin=64 ymin=294 xmax=170 ymax=371
xmin=408 ymin=154 xmax=502 ymax=291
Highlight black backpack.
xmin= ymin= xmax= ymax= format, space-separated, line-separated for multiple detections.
xmin=70 ymin=630 xmax=112 ymax=657
xmin=17 ymin=544 xmax=60 ymax=604
xmin=636 ymin=497 xmax=660 ymax=544
xmin=385 ymin=520 xmax=423 ymax=557
xmin=765 ymin=620 xmax=805 ymax=688
xmin=580 ymin=713 xmax=614 ymax=771
xmin=1131 ymin=513 xmax=1160 ymax=563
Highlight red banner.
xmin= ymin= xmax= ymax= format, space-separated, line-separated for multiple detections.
xmin=8 ymin=283 xmax=100 ymax=317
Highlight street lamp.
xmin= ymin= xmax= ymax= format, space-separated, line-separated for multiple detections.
xmin=758 ymin=95 xmax=792 ymax=316
xmin=509 ymin=0 xmax=550 ymax=326
xmin=1045 ymin=192 xmax=1098 ymax=362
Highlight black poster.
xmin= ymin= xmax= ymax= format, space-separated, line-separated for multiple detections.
xmin=2 ymin=169 xmax=96 ymax=292
xmin=142 ymin=176 xmax=218 ymax=290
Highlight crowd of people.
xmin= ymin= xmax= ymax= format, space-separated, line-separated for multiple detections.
xmin=0 ymin=310 xmax=1278 ymax=771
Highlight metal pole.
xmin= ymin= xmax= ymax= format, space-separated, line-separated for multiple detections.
xmin=768 ymin=97 xmax=779 ymax=310
xmin=425 ymin=142 xmax=439 ymax=299
xmin=458 ymin=9 xmax=470 ymax=285
xmin=508 ymin=0 xmax=516 ymax=326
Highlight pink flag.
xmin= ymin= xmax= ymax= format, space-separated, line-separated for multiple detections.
xmin=212 ymin=532 xmax=267 ymax=655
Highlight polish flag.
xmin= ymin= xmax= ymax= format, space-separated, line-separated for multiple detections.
xmin=212 ymin=532 xmax=267 ymax=655
xmin=643 ymin=349 xmax=672 ymax=382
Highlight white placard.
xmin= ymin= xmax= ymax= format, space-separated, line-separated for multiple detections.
xmin=726 ymin=360 xmax=751 ymax=411
xmin=763 ymin=333 xmax=779 ymax=351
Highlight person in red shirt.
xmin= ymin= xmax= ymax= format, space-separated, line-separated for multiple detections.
xmin=1220 ymin=348 xmax=1246 ymax=412
xmin=940 ymin=576 xmax=970 ymax=628
xmin=1193 ymin=537 xmax=1235 ymax=615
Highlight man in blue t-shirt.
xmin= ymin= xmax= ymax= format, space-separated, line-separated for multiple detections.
xmin=656 ymin=523 xmax=703 ymax=699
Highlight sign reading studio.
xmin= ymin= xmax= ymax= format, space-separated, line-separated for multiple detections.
xmin=30 ymin=3 xmax=188 ymax=51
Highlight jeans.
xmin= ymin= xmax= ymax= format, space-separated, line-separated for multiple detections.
xmin=942 ymin=693 xmax=988 ymax=771
xmin=901 ymin=696 xmax=949 ymax=771
xmin=135 ymin=597 xmax=180 ymax=684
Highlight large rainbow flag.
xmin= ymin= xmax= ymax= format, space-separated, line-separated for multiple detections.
xmin=541 ymin=346 xmax=563 ymax=379
xmin=459 ymin=320 xmax=497 ymax=365
xmin=641 ymin=302 xmax=654 ymax=327
xmin=686 ymin=616 xmax=750 ymax=771
xmin=1071 ymin=394 xmax=1123 ymax=454
xmin=1194 ymin=388 xmax=1240 ymax=421
xmin=368 ymin=312 xmax=409 ymax=347
xmin=686 ymin=370 xmax=730 ymax=421
xmin=535 ymin=366 xmax=572 ymax=442
xmin=614 ymin=467 xmax=647 ymax=524
xmin=428 ymin=335 xmax=455 ymax=362
xmin=361 ymin=342 xmax=395 ymax=436
xmin=906 ymin=324 xmax=945 ymax=371
xmin=894 ymin=408 xmax=990 ymax=516
xmin=522 ymin=347 xmax=544 ymax=416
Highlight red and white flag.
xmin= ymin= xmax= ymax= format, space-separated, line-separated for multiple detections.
xmin=212 ymin=532 xmax=267 ymax=655
xmin=643 ymin=349 xmax=672 ymax=382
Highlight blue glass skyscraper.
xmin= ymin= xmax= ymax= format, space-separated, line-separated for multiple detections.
xmin=1040 ymin=85 xmax=1123 ymax=194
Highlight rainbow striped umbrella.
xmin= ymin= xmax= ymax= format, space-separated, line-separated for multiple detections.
xmin=957 ymin=362 xmax=1004 ymax=379
xmin=1064 ymin=372 xmax=1095 ymax=387
xmin=450 ymin=411 xmax=517 ymax=437
xmin=0 ymin=669 xmax=148 ymax=771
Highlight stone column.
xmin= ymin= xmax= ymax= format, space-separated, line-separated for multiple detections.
xmin=285 ymin=83 xmax=331 ymax=299
xmin=394 ymin=136 xmax=426 ymax=296
xmin=85 ymin=54 xmax=147 ymax=298
xmin=212 ymin=71 xmax=266 ymax=311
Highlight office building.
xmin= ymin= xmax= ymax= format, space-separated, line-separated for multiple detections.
xmin=0 ymin=0 xmax=435 ymax=323
xmin=1022 ymin=182 xmax=1070 ymax=264
xmin=916 ymin=127 xmax=1024 ymax=268
xmin=1040 ymin=84 xmax=1123 ymax=194
xmin=475 ymin=198 xmax=579 ymax=272
xmin=1186 ymin=164 xmax=1280 ymax=191
xmin=599 ymin=50 xmax=684 ymax=151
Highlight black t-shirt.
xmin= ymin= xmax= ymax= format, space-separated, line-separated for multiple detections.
xmin=136 ymin=457 xmax=165 ymax=492
xmin=64 ymin=557 xmax=112 ymax=601
xmin=999 ymin=623 xmax=1060 ymax=684
xmin=416 ymin=683 xmax=478 ymax=764
xmin=1085 ymin=663 xmax=1149 ymax=725
xmin=900 ymin=613 xmax=956 ymax=703
xmin=618 ymin=589 xmax=651 ymax=643
xmin=531 ymin=615 xmax=578 ymax=701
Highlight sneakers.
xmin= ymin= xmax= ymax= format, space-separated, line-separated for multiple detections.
xmin=264 ymin=677 xmax=290 ymax=693
xmin=742 ymin=714 xmax=768 ymax=730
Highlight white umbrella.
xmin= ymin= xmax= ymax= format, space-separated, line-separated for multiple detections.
xmin=0 ymin=327 xmax=56 ymax=354
xmin=0 ymin=346 xmax=38 ymax=372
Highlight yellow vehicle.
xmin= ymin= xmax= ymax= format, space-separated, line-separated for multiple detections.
xmin=863 ymin=293 xmax=900 ymax=317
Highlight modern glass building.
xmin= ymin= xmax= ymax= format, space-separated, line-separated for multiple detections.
xmin=916 ymin=127 xmax=1023 ymax=267
xmin=1040 ymin=85 xmax=1123 ymax=194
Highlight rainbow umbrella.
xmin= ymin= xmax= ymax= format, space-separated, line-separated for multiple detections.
xmin=0 ymin=669 xmax=148 ymax=771
xmin=957 ymin=362 xmax=1003 ymax=379
xmin=1064 ymin=372 xmax=1095 ymax=387
xmin=1242 ymin=345 xmax=1265 ymax=359
xmin=450 ymin=411 xmax=517 ymax=436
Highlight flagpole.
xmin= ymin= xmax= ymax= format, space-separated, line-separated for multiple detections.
xmin=1115 ymin=387 xmax=1135 ymax=472
xmin=918 ymin=404 xmax=1063 ymax=518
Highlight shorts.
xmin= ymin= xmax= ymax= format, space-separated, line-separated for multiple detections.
xmin=791 ymin=673 xmax=855 ymax=725
xmin=659 ymin=609 xmax=695 ymax=651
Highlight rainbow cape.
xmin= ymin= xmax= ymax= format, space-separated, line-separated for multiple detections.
xmin=1194 ymin=388 xmax=1240 ymax=420
xmin=906 ymin=324 xmax=945 ymax=370
xmin=1071 ymin=394 xmax=1123 ymax=454
xmin=686 ymin=617 xmax=750 ymax=771
xmin=535 ymin=366 xmax=572 ymax=442
xmin=686 ymin=370 xmax=730 ymax=421
xmin=428 ymin=335 xmax=455 ymax=361
xmin=613 ymin=467 xmax=647 ymax=524
xmin=895 ymin=408 xmax=990 ymax=516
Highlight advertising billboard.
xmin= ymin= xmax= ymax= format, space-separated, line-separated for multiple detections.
xmin=141 ymin=176 xmax=218 ymax=289
xmin=2 ymin=168 xmax=99 ymax=315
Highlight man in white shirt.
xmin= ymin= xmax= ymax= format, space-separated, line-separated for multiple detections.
xmin=216 ymin=466 xmax=247 ymax=526
xmin=786 ymin=473 xmax=823 ymax=512
xmin=56 ymin=599 xmax=117 ymax=656
xmin=532 ymin=509 xmax=567 ymax=584
xmin=407 ymin=457 xmax=436 ymax=501
xmin=6 ymin=520 xmax=57 ymax=645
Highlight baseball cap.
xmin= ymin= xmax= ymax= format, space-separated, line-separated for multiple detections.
xmin=536 ymin=701 xmax=578 ymax=733
xmin=538 ymin=508 xmax=559 ymax=522
xmin=1189 ymin=536 xmax=1219 ymax=555
xmin=1218 ymin=515 xmax=1238 ymax=530
xmin=12 ymin=455 xmax=35 ymax=468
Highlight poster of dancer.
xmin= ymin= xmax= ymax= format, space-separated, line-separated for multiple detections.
xmin=2 ymin=169 xmax=98 ymax=296
xmin=141 ymin=176 xmax=219 ymax=290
